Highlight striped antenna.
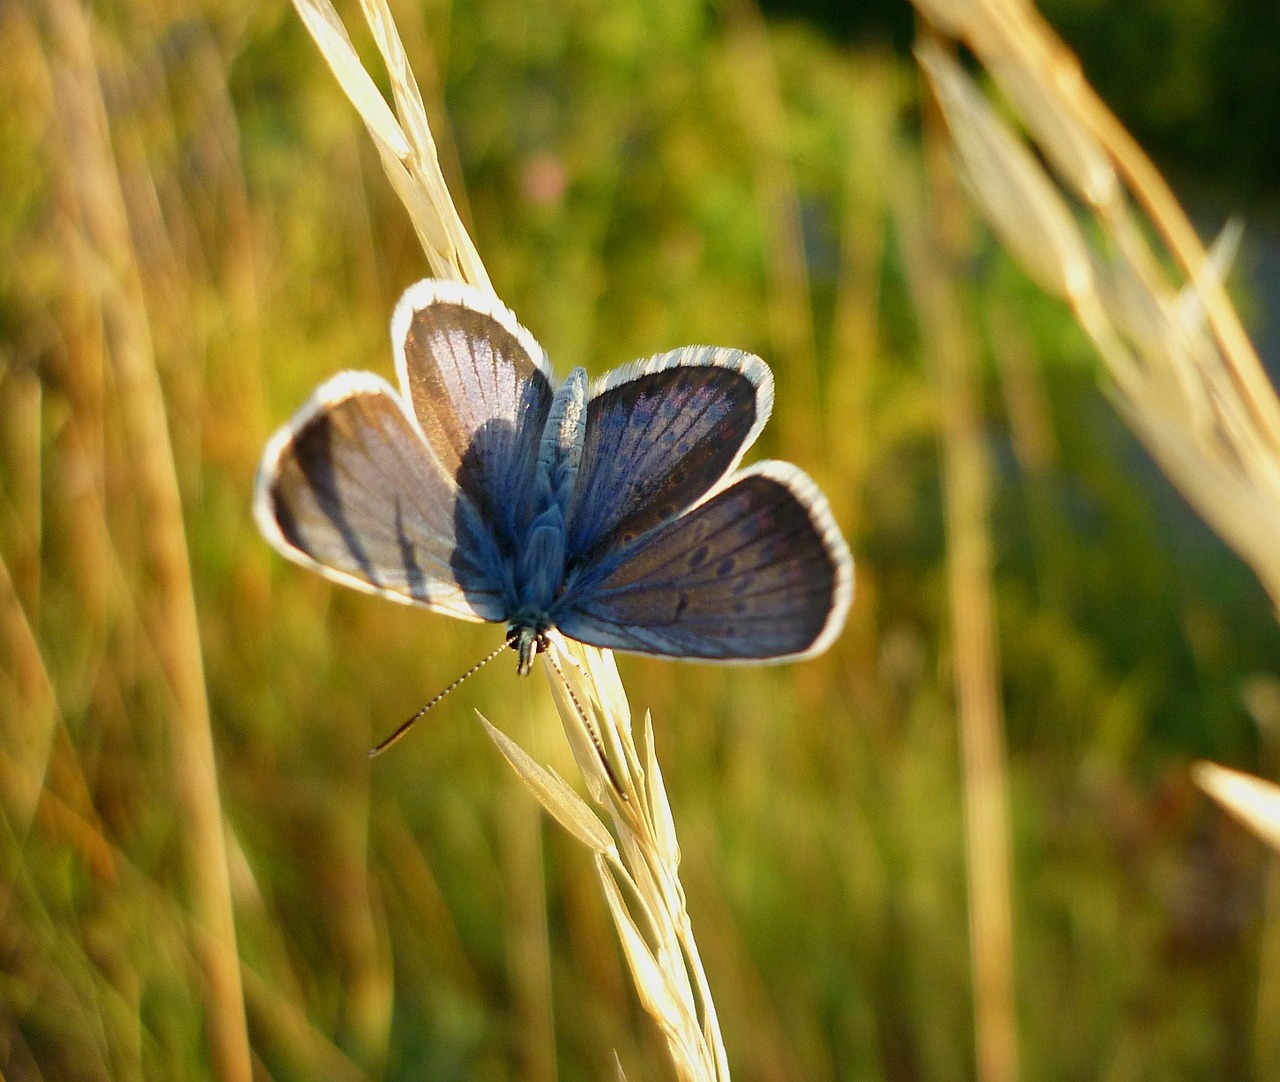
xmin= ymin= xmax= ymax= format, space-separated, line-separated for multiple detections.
xmin=369 ymin=635 xmax=515 ymax=758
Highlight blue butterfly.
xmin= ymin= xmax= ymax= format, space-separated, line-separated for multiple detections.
xmin=255 ymin=280 xmax=853 ymax=677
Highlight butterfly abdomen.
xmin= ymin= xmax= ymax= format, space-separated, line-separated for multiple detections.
xmin=502 ymin=366 xmax=592 ymax=626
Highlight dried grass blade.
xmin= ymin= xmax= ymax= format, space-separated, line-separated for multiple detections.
xmin=595 ymin=857 xmax=696 ymax=1062
xmin=44 ymin=0 xmax=251 ymax=1075
xmin=1194 ymin=762 xmax=1280 ymax=852
xmin=916 ymin=38 xmax=1093 ymax=304
xmin=354 ymin=0 xmax=490 ymax=288
xmin=478 ymin=714 xmax=617 ymax=856
xmin=983 ymin=46 xmax=1118 ymax=209
xmin=641 ymin=710 xmax=680 ymax=867
xmin=290 ymin=0 xmax=410 ymax=157
xmin=354 ymin=0 xmax=433 ymax=176
xmin=289 ymin=0 xmax=491 ymax=290
xmin=0 ymin=551 xmax=59 ymax=833
xmin=894 ymin=101 xmax=1022 ymax=1082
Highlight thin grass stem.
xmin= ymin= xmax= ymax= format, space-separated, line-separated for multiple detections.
xmin=42 ymin=0 xmax=251 ymax=1076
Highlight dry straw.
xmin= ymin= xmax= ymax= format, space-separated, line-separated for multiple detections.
xmin=891 ymin=125 xmax=1021 ymax=1082
xmin=35 ymin=0 xmax=253 ymax=1077
xmin=912 ymin=2 xmax=1280 ymax=613
xmin=290 ymin=0 xmax=729 ymax=1076
xmin=910 ymin=0 xmax=1280 ymax=893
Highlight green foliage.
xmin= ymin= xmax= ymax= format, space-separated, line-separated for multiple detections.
xmin=1 ymin=0 xmax=1275 ymax=1078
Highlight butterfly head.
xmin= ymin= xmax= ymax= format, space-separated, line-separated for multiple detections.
xmin=509 ymin=623 xmax=551 ymax=675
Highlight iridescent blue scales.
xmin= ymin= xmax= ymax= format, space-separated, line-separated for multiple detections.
xmin=255 ymin=280 xmax=853 ymax=674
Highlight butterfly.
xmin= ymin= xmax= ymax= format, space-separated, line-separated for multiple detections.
xmin=255 ymin=279 xmax=853 ymax=679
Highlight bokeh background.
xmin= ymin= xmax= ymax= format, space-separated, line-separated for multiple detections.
xmin=3 ymin=0 xmax=1280 ymax=1078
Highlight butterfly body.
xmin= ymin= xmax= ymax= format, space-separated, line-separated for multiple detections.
xmin=257 ymin=280 xmax=853 ymax=674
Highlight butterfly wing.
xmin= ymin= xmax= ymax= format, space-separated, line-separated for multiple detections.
xmin=557 ymin=461 xmax=853 ymax=661
xmin=565 ymin=348 xmax=772 ymax=558
xmin=394 ymin=279 xmax=554 ymax=547
xmin=255 ymin=372 xmax=506 ymax=621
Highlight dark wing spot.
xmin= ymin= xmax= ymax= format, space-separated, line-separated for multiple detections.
xmin=716 ymin=557 xmax=736 ymax=577
xmin=688 ymin=544 xmax=711 ymax=569
xmin=285 ymin=413 xmax=380 ymax=585
xmin=675 ymin=593 xmax=689 ymax=618
xmin=394 ymin=498 xmax=426 ymax=597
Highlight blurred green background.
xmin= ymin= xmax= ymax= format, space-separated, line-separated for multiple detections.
xmin=3 ymin=0 xmax=1280 ymax=1078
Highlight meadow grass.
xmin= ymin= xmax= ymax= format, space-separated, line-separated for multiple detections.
xmin=1 ymin=0 xmax=1277 ymax=1078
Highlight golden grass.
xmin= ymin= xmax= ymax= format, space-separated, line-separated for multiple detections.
xmin=484 ymin=639 xmax=732 ymax=1082
xmin=892 ymin=116 xmax=1020 ymax=1082
xmin=2 ymin=0 xmax=1274 ymax=1076
xmin=292 ymin=1 xmax=731 ymax=1076
xmin=914 ymin=3 xmax=1280 ymax=612
xmin=912 ymin=4 xmax=1280 ymax=1074
xmin=31 ymin=0 xmax=251 ymax=1075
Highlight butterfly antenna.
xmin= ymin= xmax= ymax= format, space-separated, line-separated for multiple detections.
xmin=543 ymin=646 xmax=628 ymax=800
xmin=369 ymin=635 xmax=515 ymax=758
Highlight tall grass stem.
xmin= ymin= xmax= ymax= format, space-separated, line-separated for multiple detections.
xmin=42 ymin=0 xmax=252 ymax=1077
xmin=893 ymin=83 xmax=1022 ymax=1082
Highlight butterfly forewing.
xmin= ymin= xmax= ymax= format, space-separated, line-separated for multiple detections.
xmin=394 ymin=281 xmax=554 ymax=546
xmin=258 ymin=278 xmax=854 ymax=671
xmin=255 ymin=373 xmax=503 ymax=622
xmin=566 ymin=348 xmax=772 ymax=559
xmin=558 ymin=462 xmax=853 ymax=660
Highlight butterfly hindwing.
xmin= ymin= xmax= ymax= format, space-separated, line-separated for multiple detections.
xmin=557 ymin=461 xmax=853 ymax=660
xmin=258 ymin=278 xmax=854 ymax=668
xmin=566 ymin=348 xmax=772 ymax=559
xmin=255 ymin=372 xmax=504 ymax=622
xmin=394 ymin=280 xmax=554 ymax=546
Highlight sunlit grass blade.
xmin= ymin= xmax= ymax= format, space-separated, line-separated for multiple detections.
xmin=1193 ymin=762 xmax=1280 ymax=852
xmin=892 ymin=105 xmax=1022 ymax=1082
xmin=913 ymin=0 xmax=1280 ymax=614
xmin=39 ymin=0 xmax=252 ymax=1076
xmin=288 ymin=2 xmax=731 ymax=1074
xmin=478 ymin=712 xmax=617 ymax=856
xmin=290 ymin=0 xmax=492 ymax=291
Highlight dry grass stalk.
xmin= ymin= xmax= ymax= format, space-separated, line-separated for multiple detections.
xmin=292 ymin=0 xmax=490 ymax=292
xmin=913 ymin=1 xmax=1280 ymax=1066
xmin=912 ymin=2 xmax=1280 ymax=612
xmin=40 ymin=0 xmax=253 ymax=1077
xmin=1193 ymin=763 xmax=1280 ymax=854
xmin=1194 ymin=751 xmax=1280 ymax=1071
xmin=891 ymin=107 xmax=1021 ymax=1082
xmin=483 ymin=635 xmax=731 ymax=1082
xmin=0 ymin=548 xmax=59 ymax=836
xmin=291 ymin=1 xmax=729 ymax=1074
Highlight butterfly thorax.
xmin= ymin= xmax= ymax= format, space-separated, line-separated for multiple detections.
xmin=505 ymin=367 xmax=588 ymax=671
